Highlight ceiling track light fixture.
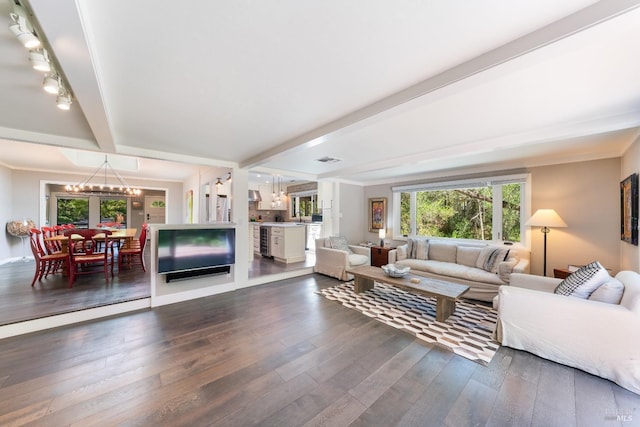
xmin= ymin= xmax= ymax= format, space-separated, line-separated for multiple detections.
xmin=8 ymin=0 xmax=73 ymax=111
xmin=215 ymin=178 xmax=223 ymax=187
xmin=56 ymin=90 xmax=72 ymax=110
xmin=43 ymin=73 xmax=59 ymax=94
xmin=29 ymin=48 xmax=50 ymax=72
xmin=8 ymin=5 xmax=40 ymax=49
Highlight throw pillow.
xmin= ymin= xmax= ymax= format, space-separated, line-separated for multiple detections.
xmin=554 ymin=261 xmax=610 ymax=299
xmin=415 ymin=239 xmax=429 ymax=260
xmin=396 ymin=245 xmax=407 ymax=261
xmin=475 ymin=246 xmax=510 ymax=273
xmin=588 ymin=276 xmax=624 ymax=304
xmin=329 ymin=236 xmax=352 ymax=254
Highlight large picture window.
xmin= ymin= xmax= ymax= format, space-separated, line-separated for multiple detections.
xmin=393 ymin=174 xmax=528 ymax=243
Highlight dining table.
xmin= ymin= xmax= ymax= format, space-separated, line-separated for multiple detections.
xmin=45 ymin=228 xmax=138 ymax=254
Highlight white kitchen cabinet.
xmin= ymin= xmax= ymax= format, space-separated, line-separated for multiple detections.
xmin=269 ymin=225 xmax=305 ymax=263
xmin=253 ymin=223 xmax=261 ymax=254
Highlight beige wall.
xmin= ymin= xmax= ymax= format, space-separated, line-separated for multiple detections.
xmin=529 ymin=158 xmax=620 ymax=276
xmin=621 ymin=137 xmax=640 ymax=271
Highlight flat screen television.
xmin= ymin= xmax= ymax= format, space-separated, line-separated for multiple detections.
xmin=157 ymin=228 xmax=236 ymax=274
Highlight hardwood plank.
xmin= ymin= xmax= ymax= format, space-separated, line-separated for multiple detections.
xmin=531 ymin=359 xmax=576 ymax=427
xmin=443 ymin=378 xmax=499 ymax=427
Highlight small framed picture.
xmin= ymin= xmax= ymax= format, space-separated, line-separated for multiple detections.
xmin=368 ymin=197 xmax=387 ymax=232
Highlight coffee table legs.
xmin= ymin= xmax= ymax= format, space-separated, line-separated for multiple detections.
xmin=353 ymin=276 xmax=374 ymax=293
xmin=436 ymin=297 xmax=456 ymax=322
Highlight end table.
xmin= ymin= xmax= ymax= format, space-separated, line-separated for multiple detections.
xmin=371 ymin=245 xmax=392 ymax=267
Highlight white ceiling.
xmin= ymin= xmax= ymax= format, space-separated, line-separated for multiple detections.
xmin=1 ymin=0 xmax=639 ymax=187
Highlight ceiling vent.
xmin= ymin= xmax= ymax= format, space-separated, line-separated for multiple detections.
xmin=316 ymin=156 xmax=341 ymax=163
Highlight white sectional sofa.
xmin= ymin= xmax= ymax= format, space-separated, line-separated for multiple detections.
xmin=388 ymin=239 xmax=530 ymax=302
xmin=495 ymin=271 xmax=640 ymax=395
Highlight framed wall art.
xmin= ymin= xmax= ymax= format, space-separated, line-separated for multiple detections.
xmin=368 ymin=197 xmax=387 ymax=232
xmin=620 ymin=173 xmax=638 ymax=245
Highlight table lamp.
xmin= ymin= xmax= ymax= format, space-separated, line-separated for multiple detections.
xmin=525 ymin=209 xmax=567 ymax=276
xmin=379 ymin=228 xmax=386 ymax=247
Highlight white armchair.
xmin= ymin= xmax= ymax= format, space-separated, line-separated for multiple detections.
xmin=495 ymin=271 xmax=640 ymax=395
xmin=313 ymin=237 xmax=370 ymax=281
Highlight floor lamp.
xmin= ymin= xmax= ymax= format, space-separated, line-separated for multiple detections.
xmin=525 ymin=209 xmax=567 ymax=276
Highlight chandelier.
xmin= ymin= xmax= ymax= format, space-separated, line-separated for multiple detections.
xmin=271 ymin=176 xmax=285 ymax=208
xmin=65 ymin=155 xmax=141 ymax=197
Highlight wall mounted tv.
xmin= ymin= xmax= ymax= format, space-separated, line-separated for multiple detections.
xmin=157 ymin=228 xmax=236 ymax=275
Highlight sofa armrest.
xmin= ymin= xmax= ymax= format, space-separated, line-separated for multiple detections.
xmin=349 ymin=245 xmax=371 ymax=259
xmin=388 ymin=248 xmax=397 ymax=263
xmin=315 ymin=246 xmax=350 ymax=265
xmin=512 ymin=257 xmax=530 ymax=274
xmin=508 ymin=273 xmax=561 ymax=293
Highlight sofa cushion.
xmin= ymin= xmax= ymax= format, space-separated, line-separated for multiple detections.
xmin=348 ymin=253 xmax=369 ymax=267
xmin=428 ymin=242 xmax=457 ymax=263
xmin=554 ymin=261 xmax=610 ymax=299
xmin=457 ymin=246 xmax=481 ymax=268
xmin=588 ymin=276 xmax=624 ymax=304
xmin=476 ymin=246 xmax=509 ymax=273
xmin=395 ymin=259 xmax=506 ymax=286
xmin=329 ymin=236 xmax=352 ymax=254
xmin=396 ymin=245 xmax=407 ymax=261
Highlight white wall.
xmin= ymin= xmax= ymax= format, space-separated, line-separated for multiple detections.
xmin=0 ymin=164 xmax=13 ymax=261
xmin=621 ymin=137 xmax=640 ymax=272
xmin=338 ymin=183 xmax=366 ymax=244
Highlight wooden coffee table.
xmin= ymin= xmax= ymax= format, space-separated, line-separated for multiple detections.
xmin=346 ymin=265 xmax=470 ymax=322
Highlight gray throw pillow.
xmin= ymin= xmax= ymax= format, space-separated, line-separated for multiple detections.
xmin=329 ymin=236 xmax=352 ymax=254
xmin=475 ymin=246 xmax=509 ymax=273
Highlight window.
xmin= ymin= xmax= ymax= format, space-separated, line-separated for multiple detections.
xmin=290 ymin=191 xmax=319 ymax=218
xmin=57 ymin=197 xmax=89 ymax=228
xmin=100 ymin=198 xmax=127 ymax=226
xmin=393 ymin=174 xmax=528 ymax=242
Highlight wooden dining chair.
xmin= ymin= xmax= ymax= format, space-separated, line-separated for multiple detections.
xmin=118 ymin=224 xmax=148 ymax=272
xmin=41 ymin=226 xmax=62 ymax=254
xmin=64 ymin=228 xmax=114 ymax=287
xmin=29 ymin=228 xmax=67 ymax=286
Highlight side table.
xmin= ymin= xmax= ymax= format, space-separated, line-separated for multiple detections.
xmin=553 ymin=268 xmax=571 ymax=279
xmin=371 ymin=245 xmax=392 ymax=267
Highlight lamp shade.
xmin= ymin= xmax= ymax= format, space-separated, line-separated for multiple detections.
xmin=525 ymin=209 xmax=567 ymax=228
xmin=378 ymin=228 xmax=386 ymax=239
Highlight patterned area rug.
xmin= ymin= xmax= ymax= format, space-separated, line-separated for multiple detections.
xmin=317 ymin=282 xmax=500 ymax=366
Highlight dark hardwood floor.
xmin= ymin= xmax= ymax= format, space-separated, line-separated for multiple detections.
xmin=0 ymin=273 xmax=638 ymax=426
xmin=0 ymin=250 xmax=314 ymax=326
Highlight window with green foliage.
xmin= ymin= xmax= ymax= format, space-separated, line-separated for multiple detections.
xmin=394 ymin=175 xmax=526 ymax=242
xmin=57 ymin=197 xmax=89 ymax=228
xmin=100 ymin=198 xmax=127 ymax=225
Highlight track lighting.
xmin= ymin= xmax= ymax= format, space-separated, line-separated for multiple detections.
xmin=56 ymin=90 xmax=72 ymax=110
xmin=215 ymin=178 xmax=223 ymax=187
xmin=29 ymin=48 xmax=50 ymax=72
xmin=8 ymin=1 xmax=72 ymax=110
xmin=8 ymin=6 xmax=40 ymax=49
xmin=226 ymin=172 xmax=232 ymax=182
xmin=43 ymin=73 xmax=59 ymax=94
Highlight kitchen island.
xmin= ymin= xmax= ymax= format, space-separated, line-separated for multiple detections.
xmin=257 ymin=223 xmax=307 ymax=264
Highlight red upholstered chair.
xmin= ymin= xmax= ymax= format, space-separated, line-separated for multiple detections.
xmin=65 ymin=228 xmax=114 ymax=287
xmin=28 ymin=228 xmax=67 ymax=286
xmin=118 ymin=224 xmax=148 ymax=272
